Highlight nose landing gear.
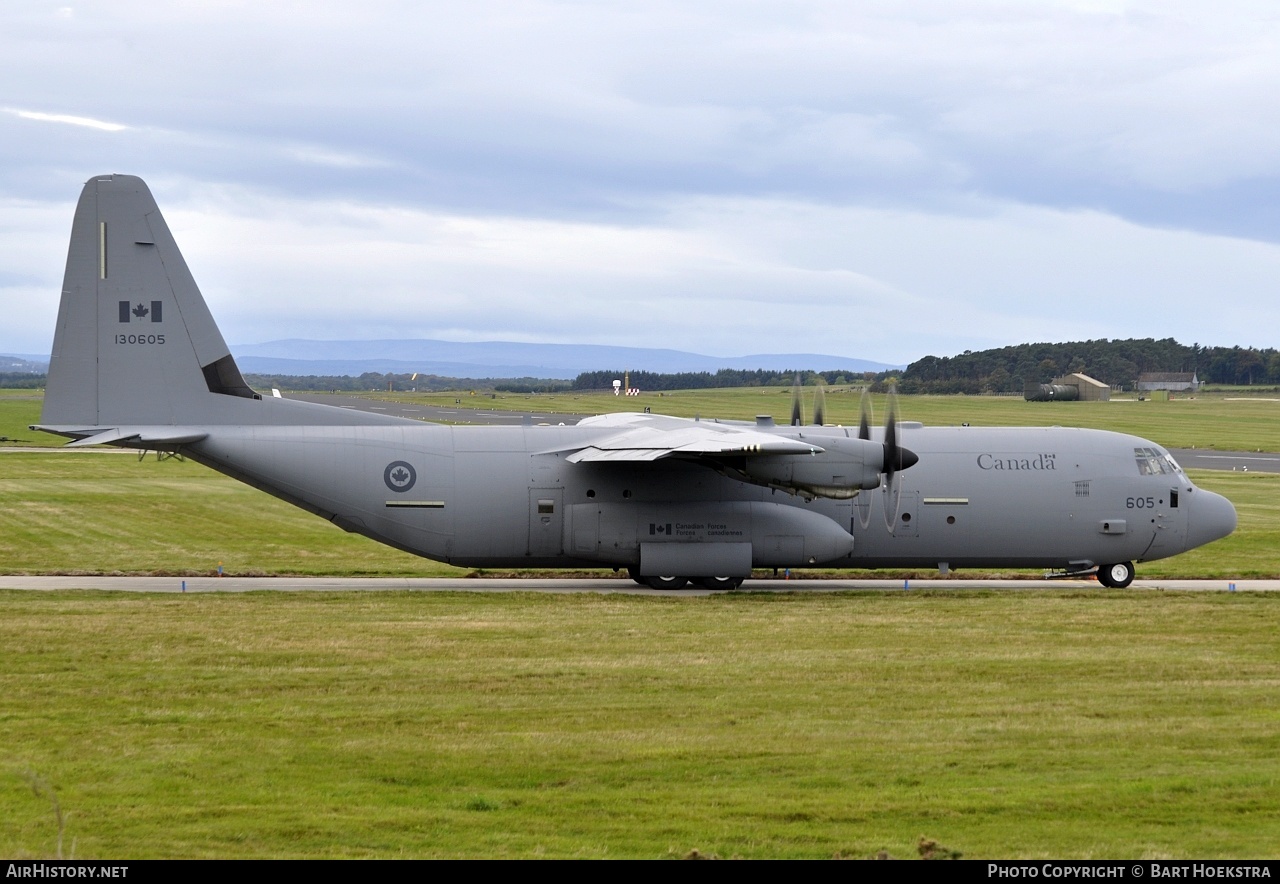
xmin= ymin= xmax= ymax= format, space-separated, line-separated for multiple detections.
xmin=1096 ymin=561 xmax=1135 ymax=588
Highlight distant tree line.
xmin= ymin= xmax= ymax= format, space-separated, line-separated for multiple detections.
xmin=241 ymin=372 xmax=572 ymax=393
xmin=11 ymin=340 xmax=1278 ymax=397
xmin=571 ymin=368 xmax=877 ymax=392
xmin=900 ymin=339 xmax=1280 ymax=394
xmin=0 ymin=372 xmax=46 ymax=389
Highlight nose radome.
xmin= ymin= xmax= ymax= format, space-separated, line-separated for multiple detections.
xmin=1187 ymin=489 xmax=1237 ymax=551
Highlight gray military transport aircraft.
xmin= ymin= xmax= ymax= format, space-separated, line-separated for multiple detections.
xmin=34 ymin=175 xmax=1237 ymax=589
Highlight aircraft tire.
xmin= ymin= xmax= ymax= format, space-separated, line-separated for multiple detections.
xmin=695 ymin=576 xmax=744 ymax=590
xmin=1097 ymin=561 xmax=1135 ymax=588
xmin=627 ymin=567 xmax=647 ymax=586
xmin=645 ymin=576 xmax=689 ymax=590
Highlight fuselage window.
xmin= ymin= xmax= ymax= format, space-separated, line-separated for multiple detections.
xmin=537 ymin=499 xmax=555 ymax=514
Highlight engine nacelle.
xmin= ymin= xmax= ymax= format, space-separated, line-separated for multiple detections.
xmin=737 ymin=435 xmax=885 ymax=499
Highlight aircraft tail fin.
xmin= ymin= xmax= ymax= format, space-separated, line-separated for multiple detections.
xmin=41 ymin=174 xmax=260 ymax=430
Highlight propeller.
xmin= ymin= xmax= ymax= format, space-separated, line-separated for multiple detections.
xmin=853 ymin=386 xmax=920 ymax=531
xmin=858 ymin=387 xmax=872 ymax=442
xmin=854 ymin=388 xmax=875 ymax=529
xmin=790 ymin=374 xmax=828 ymax=427
xmin=881 ymin=386 xmax=905 ymax=531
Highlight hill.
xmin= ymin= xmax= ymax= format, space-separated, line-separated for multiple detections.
xmin=230 ymin=339 xmax=900 ymax=380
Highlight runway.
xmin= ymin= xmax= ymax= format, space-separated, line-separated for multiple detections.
xmin=283 ymin=392 xmax=589 ymax=426
xmin=1167 ymin=449 xmax=1280 ymax=473
xmin=8 ymin=391 xmax=1278 ymax=472
xmin=2 ymin=575 xmax=1275 ymax=594
xmin=285 ymin=394 xmax=1280 ymax=473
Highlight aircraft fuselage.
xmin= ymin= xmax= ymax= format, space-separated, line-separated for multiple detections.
xmin=36 ymin=175 xmax=1237 ymax=588
xmin=182 ymin=419 xmax=1234 ymax=575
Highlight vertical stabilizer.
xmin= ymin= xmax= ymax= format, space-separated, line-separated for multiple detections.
xmin=42 ymin=174 xmax=257 ymax=428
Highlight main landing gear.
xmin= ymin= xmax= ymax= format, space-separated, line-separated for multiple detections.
xmin=627 ymin=569 xmax=744 ymax=591
xmin=1096 ymin=561 xmax=1136 ymax=588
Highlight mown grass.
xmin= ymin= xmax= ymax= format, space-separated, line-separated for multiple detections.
xmin=0 ymin=589 xmax=1277 ymax=858
xmin=0 ymin=453 xmax=1271 ymax=577
xmin=0 ymin=393 xmax=54 ymax=447
xmin=3 ymin=387 xmax=1277 ymax=859
xmin=376 ymin=387 xmax=1280 ymax=454
xmin=12 ymin=386 xmax=1278 ymax=453
xmin=1138 ymin=471 xmax=1280 ymax=578
xmin=0 ymin=453 xmax=1273 ymax=577
xmin=0 ymin=453 xmax=465 ymax=577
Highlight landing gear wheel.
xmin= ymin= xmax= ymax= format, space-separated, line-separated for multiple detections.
xmin=1097 ymin=561 xmax=1135 ymax=588
xmin=627 ymin=567 xmax=646 ymax=586
xmin=645 ymin=575 xmax=689 ymax=590
xmin=695 ymin=576 xmax=744 ymax=590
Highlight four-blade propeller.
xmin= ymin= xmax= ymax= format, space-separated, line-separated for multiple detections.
xmin=787 ymin=375 xmax=919 ymax=531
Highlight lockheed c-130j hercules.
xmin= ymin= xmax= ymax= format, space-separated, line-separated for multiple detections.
xmin=35 ymin=175 xmax=1237 ymax=589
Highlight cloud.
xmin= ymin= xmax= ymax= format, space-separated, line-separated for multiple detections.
xmin=4 ymin=108 xmax=129 ymax=132
xmin=138 ymin=185 xmax=1280 ymax=363
xmin=2 ymin=1 xmax=1279 ymax=360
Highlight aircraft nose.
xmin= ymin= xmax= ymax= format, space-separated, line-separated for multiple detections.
xmin=1187 ymin=489 xmax=1237 ymax=550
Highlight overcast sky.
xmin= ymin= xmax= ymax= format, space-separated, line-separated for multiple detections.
xmin=3 ymin=0 xmax=1279 ymax=365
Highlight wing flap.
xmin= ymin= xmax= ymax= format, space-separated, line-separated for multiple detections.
xmin=566 ymin=447 xmax=669 ymax=463
xmin=559 ymin=416 xmax=820 ymax=464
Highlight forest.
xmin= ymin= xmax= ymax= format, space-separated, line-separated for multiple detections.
xmin=898 ymin=339 xmax=1279 ymax=394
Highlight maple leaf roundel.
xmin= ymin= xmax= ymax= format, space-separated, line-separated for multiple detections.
xmin=383 ymin=460 xmax=417 ymax=493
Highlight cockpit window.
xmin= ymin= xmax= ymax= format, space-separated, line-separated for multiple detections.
xmin=1134 ymin=447 xmax=1183 ymax=476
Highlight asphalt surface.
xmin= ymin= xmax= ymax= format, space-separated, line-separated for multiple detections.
xmin=1166 ymin=449 xmax=1280 ymax=473
xmin=283 ymin=392 xmax=589 ymax=426
xmin=1 ymin=576 xmax=1274 ymax=595
xmin=286 ymin=393 xmax=1280 ymax=473
xmin=7 ymin=392 xmax=1276 ymax=472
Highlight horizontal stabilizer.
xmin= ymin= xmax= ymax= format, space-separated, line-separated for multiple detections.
xmin=34 ymin=426 xmax=210 ymax=447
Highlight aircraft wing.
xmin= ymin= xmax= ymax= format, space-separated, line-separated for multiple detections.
xmin=562 ymin=413 xmax=819 ymax=463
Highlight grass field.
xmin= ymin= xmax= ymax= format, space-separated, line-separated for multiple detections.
xmin=3 ymin=387 xmax=1278 ymax=859
xmin=0 ymin=453 xmax=1274 ymax=578
xmin=4 ymin=386 xmax=1278 ymax=579
xmin=0 ymin=453 xmax=464 ymax=577
xmin=7 ymin=386 xmax=1280 ymax=452
xmin=377 ymin=387 xmax=1280 ymax=453
xmin=1 ymin=589 xmax=1277 ymax=859
xmin=0 ymin=393 xmax=53 ymax=447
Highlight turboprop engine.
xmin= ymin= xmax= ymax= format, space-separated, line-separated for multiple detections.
xmin=730 ymin=387 xmax=920 ymax=501
xmin=736 ymin=435 xmax=891 ymax=499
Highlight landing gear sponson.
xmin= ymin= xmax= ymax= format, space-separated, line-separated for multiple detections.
xmin=626 ymin=568 xmax=744 ymax=591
